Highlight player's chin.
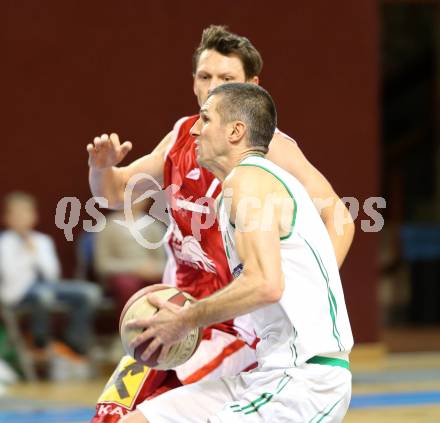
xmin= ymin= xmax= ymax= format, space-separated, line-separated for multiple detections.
xmin=198 ymin=94 xmax=208 ymax=106
xmin=195 ymin=150 xmax=204 ymax=166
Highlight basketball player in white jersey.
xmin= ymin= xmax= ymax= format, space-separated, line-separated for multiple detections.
xmin=121 ymin=83 xmax=353 ymax=422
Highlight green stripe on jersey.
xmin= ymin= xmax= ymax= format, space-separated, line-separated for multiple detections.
xmin=306 ymin=355 xmax=350 ymax=370
xmin=312 ymin=244 xmax=343 ymax=346
xmin=230 ymin=373 xmax=292 ymax=415
xmin=300 ymin=236 xmax=343 ymax=351
xmin=237 ymin=163 xmax=297 ymax=240
xmin=309 ymin=397 xmax=344 ymax=423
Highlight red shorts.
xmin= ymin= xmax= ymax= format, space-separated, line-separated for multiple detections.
xmin=92 ymin=329 xmax=257 ymax=422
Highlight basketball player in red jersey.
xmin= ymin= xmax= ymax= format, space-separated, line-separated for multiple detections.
xmin=87 ymin=26 xmax=354 ymax=422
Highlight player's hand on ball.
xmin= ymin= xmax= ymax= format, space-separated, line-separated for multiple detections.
xmin=87 ymin=132 xmax=132 ymax=169
xmin=126 ymin=293 xmax=194 ymax=363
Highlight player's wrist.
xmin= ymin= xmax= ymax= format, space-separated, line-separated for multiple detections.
xmin=90 ymin=163 xmax=115 ymax=172
xmin=182 ymin=302 xmax=201 ymax=330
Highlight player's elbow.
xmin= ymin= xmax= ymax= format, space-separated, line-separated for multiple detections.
xmin=103 ymin=184 xmax=127 ymax=210
xmin=339 ymin=209 xmax=355 ymax=251
xmin=260 ymin=277 xmax=284 ymax=304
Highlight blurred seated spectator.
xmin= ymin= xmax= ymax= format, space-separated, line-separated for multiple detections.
xmin=94 ymin=199 xmax=167 ymax=315
xmin=0 ymin=192 xmax=101 ymax=360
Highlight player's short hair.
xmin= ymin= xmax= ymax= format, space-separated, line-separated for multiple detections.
xmin=3 ymin=191 xmax=36 ymax=209
xmin=209 ymin=83 xmax=277 ymax=152
xmin=192 ymin=25 xmax=263 ymax=80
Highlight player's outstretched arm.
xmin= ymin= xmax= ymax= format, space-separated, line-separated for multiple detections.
xmin=267 ymin=133 xmax=355 ymax=268
xmin=87 ymin=131 xmax=172 ymax=209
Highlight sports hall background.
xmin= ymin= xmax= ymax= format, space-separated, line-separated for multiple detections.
xmin=3 ymin=1 xmax=440 ymax=420
xmin=4 ymin=0 xmax=379 ymax=343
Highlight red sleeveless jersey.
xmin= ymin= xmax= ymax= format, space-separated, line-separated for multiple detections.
xmin=163 ymin=115 xmax=234 ymax=333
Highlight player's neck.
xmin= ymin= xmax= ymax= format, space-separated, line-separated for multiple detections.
xmin=238 ymin=150 xmax=266 ymax=163
xmin=221 ymin=150 xmax=266 ymax=180
xmin=208 ymin=149 xmax=266 ymax=181
xmin=206 ymin=158 xmax=232 ymax=182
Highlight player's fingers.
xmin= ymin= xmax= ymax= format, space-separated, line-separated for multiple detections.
xmin=120 ymin=141 xmax=132 ymax=156
xmin=87 ymin=144 xmax=96 ymax=166
xmin=157 ymin=344 xmax=171 ymax=363
xmin=93 ymin=136 xmax=103 ymax=151
xmin=129 ymin=327 xmax=154 ymax=350
xmin=146 ymin=294 xmax=166 ymax=309
xmin=102 ymin=133 xmax=115 ymax=151
xmin=141 ymin=338 xmax=162 ymax=362
xmin=125 ymin=318 xmax=152 ymax=331
xmin=97 ymin=135 xmax=113 ymax=151
xmin=148 ymin=294 xmax=180 ymax=313
xmin=93 ymin=133 xmax=107 ymax=151
xmin=109 ymin=133 xmax=121 ymax=148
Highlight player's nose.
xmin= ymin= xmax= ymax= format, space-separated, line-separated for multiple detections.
xmin=190 ymin=118 xmax=201 ymax=137
xmin=208 ymin=77 xmax=221 ymax=94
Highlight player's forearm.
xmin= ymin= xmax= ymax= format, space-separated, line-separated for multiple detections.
xmin=322 ymin=201 xmax=355 ymax=268
xmin=184 ymin=273 xmax=282 ymax=329
xmin=89 ymin=166 xmax=125 ymax=209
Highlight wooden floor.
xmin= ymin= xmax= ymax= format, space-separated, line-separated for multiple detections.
xmin=346 ymin=406 xmax=440 ymax=423
xmin=2 ymin=350 xmax=440 ymax=422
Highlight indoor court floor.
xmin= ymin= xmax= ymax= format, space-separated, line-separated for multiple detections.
xmin=0 ymin=351 xmax=439 ymax=423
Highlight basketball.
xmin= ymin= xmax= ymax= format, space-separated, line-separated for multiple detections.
xmin=119 ymin=284 xmax=202 ymax=370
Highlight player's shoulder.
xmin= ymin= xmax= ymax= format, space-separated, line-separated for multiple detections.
xmin=169 ymin=114 xmax=199 ymax=145
xmin=272 ymin=128 xmax=297 ymax=145
xmin=164 ymin=114 xmax=199 ymax=158
xmin=169 ymin=114 xmax=199 ymax=142
xmin=267 ymin=129 xmax=311 ymax=176
xmin=224 ymin=163 xmax=275 ymax=196
xmin=172 ymin=114 xmax=199 ymax=131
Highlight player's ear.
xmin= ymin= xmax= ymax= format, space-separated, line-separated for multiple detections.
xmin=247 ymin=76 xmax=259 ymax=86
xmin=229 ymin=121 xmax=246 ymax=144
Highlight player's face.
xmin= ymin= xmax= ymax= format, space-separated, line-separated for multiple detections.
xmin=190 ymin=95 xmax=229 ymax=170
xmin=193 ymin=49 xmax=257 ymax=106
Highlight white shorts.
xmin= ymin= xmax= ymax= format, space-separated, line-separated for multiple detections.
xmin=175 ymin=329 xmax=257 ymax=384
xmin=138 ymin=360 xmax=351 ymax=423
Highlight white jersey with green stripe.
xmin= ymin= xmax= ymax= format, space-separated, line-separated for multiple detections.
xmin=218 ymin=156 xmax=353 ymax=369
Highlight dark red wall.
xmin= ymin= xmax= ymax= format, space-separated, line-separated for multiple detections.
xmin=4 ymin=0 xmax=380 ymax=343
